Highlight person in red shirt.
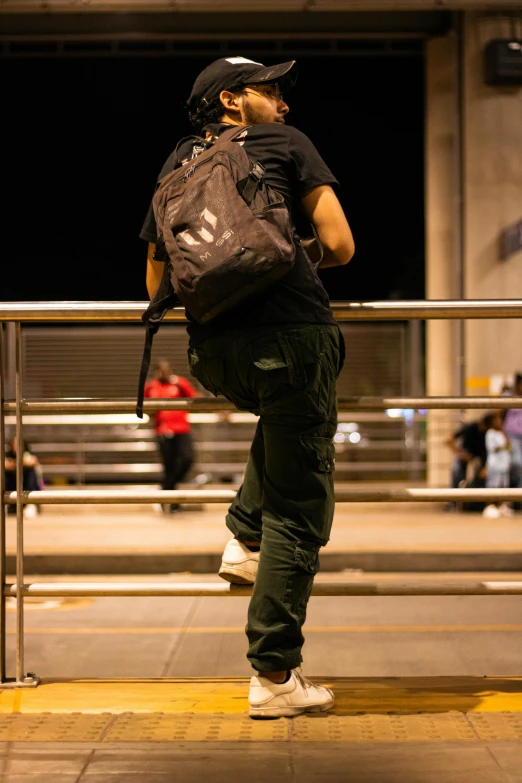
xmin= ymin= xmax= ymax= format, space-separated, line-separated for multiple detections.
xmin=144 ymin=359 xmax=198 ymax=513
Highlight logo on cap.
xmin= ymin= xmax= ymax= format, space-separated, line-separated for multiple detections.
xmin=225 ymin=57 xmax=263 ymax=66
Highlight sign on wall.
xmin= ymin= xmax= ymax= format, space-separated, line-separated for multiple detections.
xmin=500 ymin=218 xmax=522 ymax=261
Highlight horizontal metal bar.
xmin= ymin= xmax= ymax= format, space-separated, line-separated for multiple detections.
xmin=3 ymin=396 xmax=522 ymax=414
xmin=21 ymin=440 xmax=407 ymax=453
xmin=2 ymin=47 xmax=421 ymax=61
xmin=1 ymin=300 xmax=522 ymax=322
xmin=31 ymin=462 xmax=427 ymax=478
xmin=5 ymin=581 xmax=522 ymax=598
xmin=5 ymin=488 xmax=522 ymax=504
xmin=0 ymin=32 xmax=427 ymax=43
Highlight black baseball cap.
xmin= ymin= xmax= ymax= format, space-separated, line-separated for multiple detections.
xmin=187 ymin=57 xmax=297 ymax=112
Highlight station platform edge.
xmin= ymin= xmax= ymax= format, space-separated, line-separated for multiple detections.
xmin=0 ymin=677 xmax=521 ymax=744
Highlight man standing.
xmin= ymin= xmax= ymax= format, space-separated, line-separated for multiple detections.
xmin=145 ymin=360 xmax=197 ymax=514
xmin=504 ymin=372 xmax=522 ymax=494
xmin=140 ymin=57 xmax=354 ymax=717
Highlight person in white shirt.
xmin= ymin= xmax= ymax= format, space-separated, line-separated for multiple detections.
xmin=483 ymin=411 xmax=512 ymax=518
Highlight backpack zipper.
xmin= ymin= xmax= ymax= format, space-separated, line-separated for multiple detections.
xmin=174 ymin=150 xmax=250 ymax=185
xmin=183 ymin=164 xmax=196 ymax=182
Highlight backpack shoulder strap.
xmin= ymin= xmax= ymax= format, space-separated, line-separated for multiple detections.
xmin=212 ymin=125 xmax=252 ymax=146
xmin=213 ymin=126 xmax=265 ymax=206
xmin=174 ymin=134 xmax=206 ymax=161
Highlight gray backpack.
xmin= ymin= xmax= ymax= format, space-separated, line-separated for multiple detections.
xmin=137 ymin=125 xmax=296 ymax=417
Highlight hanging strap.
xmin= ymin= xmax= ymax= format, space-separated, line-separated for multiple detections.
xmin=136 ymin=263 xmax=180 ymax=419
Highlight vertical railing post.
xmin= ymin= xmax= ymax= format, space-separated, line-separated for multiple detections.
xmin=14 ymin=323 xmax=25 ymax=683
xmin=0 ymin=323 xmax=7 ymax=683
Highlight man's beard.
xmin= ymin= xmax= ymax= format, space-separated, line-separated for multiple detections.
xmin=242 ymin=97 xmax=268 ymax=125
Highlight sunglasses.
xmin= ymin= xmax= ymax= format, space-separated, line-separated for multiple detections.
xmin=244 ymin=83 xmax=284 ymax=102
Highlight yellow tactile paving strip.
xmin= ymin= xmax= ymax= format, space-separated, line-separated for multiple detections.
xmin=0 ymin=678 xmax=520 ymax=743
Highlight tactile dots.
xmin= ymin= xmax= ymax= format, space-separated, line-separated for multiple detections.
xmin=468 ymin=712 xmax=522 ymax=741
xmin=0 ymin=714 xmax=110 ymax=742
xmin=0 ymin=711 xmax=520 ymax=743
xmin=292 ymin=712 xmax=477 ymax=742
xmin=103 ymin=713 xmax=290 ymax=742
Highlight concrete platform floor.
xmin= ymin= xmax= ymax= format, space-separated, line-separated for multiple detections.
xmin=4 ymin=573 xmax=522 ymax=679
xmin=0 ymin=740 xmax=521 ymax=783
xmin=0 ymin=677 xmax=521 ymax=782
xmin=1 ymin=575 xmax=522 ymax=780
xmin=6 ymin=501 xmax=522 ymax=573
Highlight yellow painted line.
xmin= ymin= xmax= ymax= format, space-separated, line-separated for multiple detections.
xmin=5 ymin=624 xmax=522 ymax=634
xmin=0 ymin=678 xmax=521 ymax=714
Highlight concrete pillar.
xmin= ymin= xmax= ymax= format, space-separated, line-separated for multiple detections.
xmin=463 ymin=12 xmax=522 ymax=391
xmin=425 ymin=32 xmax=462 ymax=486
xmin=425 ymin=12 xmax=522 ymax=486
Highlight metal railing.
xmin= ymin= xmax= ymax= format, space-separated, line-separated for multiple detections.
xmin=2 ymin=300 xmax=522 ymax=688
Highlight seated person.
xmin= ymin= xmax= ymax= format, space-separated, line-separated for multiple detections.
xmin=4 ymin=438 xmax=43 ymax=518
xmin=445 ymin=415 xmax=488 ymax=486
xmin=444 ymin=414 xmax=488 ymax=511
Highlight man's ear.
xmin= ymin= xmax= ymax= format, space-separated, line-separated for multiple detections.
xmin=219 ymin=90 xmax=242 ymax=116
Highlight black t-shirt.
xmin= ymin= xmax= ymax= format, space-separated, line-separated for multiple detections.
xmin=140 ymin=122 xmax=340 ymax=344
xmin=454 ymin=422 xmax=487 ymax=463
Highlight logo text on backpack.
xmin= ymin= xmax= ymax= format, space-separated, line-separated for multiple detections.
xmin=177 ymin=208 xmax=235 ymax=259
xmin=178 ymin=207 xmax=218 ymax=246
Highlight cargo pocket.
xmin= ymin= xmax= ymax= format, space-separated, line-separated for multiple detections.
xmin=187 ymin=348 xmax=224 ymax=398
xmin=298 ymin=436 xmax=336 ymax=543
xmin=300 ymin=437 xmax=336 ymax=474
xmin=282 ymin=544 xmax=320 ymax=621
xmin=276 ymin=332 xmax=307 ymax=389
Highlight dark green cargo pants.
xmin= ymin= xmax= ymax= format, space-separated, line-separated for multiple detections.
xmin=188 ymin=323 xmax=344 ymax=672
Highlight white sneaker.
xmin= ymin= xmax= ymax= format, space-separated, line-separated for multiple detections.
xmin=482 ymin=504 xmax=501 ymax=518
xmin=24 ymin=504 xmax=38 ymax=519
xmin=499 ymin=503 xmax=515 ymax=517
xmin=218 ymin=539 xmax=259 ymax=584
xmin=249 ymin=667 xmax=334 ymax=718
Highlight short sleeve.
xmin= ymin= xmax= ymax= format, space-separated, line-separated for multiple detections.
xmin=139 ymin=150 xmax=179 ymax=243
xmin=139 ymin=202 xmax=157 ymax=244
xmin=286 ymin=127 xmax=339 ymax=195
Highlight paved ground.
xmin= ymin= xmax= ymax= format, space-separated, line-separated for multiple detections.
xmin=0 ymin=670 xmax=521 ymax=781
xmin=1 ymin=576 xmax=521 ymax=780
xmin=0 ymin=740 xmax=521 ymax=783
xmin=3 ymin=573 xmax=522 ymax=678
xmin=6 ymin=499 xmax=522 ymax=573
xmin=3 ymin=500 xmax=522 ymax=780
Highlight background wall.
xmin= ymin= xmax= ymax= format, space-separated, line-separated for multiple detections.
xmin=463 ymin=12 xmax=522 ymax=394
xmin=425 ymin=10 xmax=522 ymax=486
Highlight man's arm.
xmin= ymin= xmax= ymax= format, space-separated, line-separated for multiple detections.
xmin=146 ymin=243 xmax=164 ymax=299
xmin=301 ymin=185 xmax=355 ymax=269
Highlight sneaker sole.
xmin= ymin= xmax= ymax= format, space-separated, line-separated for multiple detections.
xmin=218 ymin=566 xmax=256 ymax=585
xmin=249 ymin=698 xmax=334 ymax=719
